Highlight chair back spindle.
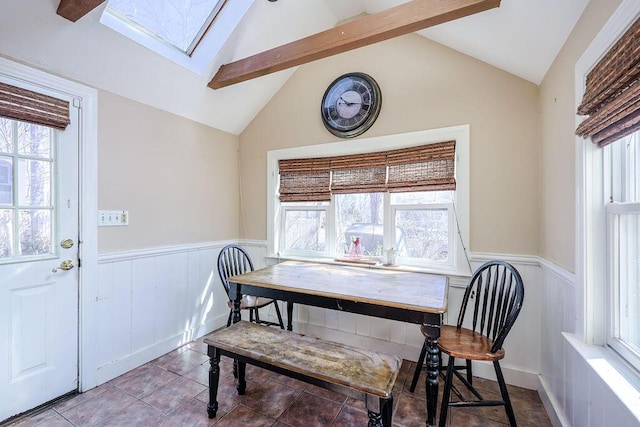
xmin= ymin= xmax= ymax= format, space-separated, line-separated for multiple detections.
xmin=218 ymin=245 xmax=255 ymax=298
xmin=456 ymin=261 xmax=524 ymax=354
xmin=216 ymin=244 xmax=285 ymax=329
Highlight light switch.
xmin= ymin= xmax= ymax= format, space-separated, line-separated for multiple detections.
xmin=98 ymin=210 xmax=129 ymax=226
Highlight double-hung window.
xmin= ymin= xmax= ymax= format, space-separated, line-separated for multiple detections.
xmin=606 ymin=131 xmax=640 ymax=371
xmin=267 ymin=126 xmax=470 ymax=275
xmin=576 ymin=10 xmax=640 ymax=371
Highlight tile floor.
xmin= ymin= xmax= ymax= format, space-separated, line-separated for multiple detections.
xmin=4 ymin=337 xmax=552 ymax=427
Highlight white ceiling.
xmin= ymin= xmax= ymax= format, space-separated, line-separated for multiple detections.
xmin=0 ymin=0 xmax=590 ymax=135
xmin=325 ymin=0 xmax=590 ymax=85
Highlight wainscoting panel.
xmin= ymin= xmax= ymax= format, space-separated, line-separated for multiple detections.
xmin=538 ymin=259 xmax=640 ymax=426
xmin=95 ymin=242 xmax=234 ymax=385
xmin=538 ymin=258 xmax=576 ymax=426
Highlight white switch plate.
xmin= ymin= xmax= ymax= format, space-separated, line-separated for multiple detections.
xmin=98 ymin=210 xmax=129 ymax=226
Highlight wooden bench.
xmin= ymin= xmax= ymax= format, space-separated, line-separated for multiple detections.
xmin=203 ymin=321 xmax=401 ymax=427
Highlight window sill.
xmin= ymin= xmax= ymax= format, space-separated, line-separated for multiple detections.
xmin=563 ymin=332 xmax=640 ymax=421
xmin=265 ymin=254 xmax=470 ymax=287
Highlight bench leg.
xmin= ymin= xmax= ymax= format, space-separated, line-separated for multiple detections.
xmin=367 ymin=395 xmax=392 ymax=427
xmin=381 ymin=395 xmax=393 ymax=427
xmin=207 ymin=347 xmax=220 ymax=418
xmin=236 ymin=360 xmax=246 ymax=395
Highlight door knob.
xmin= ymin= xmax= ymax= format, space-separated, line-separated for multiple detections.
xmin=60 ymin=238 xmax=74 ymax=249
xmin=52 ymin=260 xmax=74 ymax=273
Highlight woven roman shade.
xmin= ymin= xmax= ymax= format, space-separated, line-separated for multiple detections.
xmin=576 ymin=17 xmax=640 ymax=148
xmin=278 ymin=141 xmax=456 ymax=202
xmin=0 ymin=82 xmax=70 ymax=130
xmin=278 ymin=157 xmax=331 ymax=202
xmin=330 ymin=152 xmax=387 ymax=194
xmin=387 ymin=141 xmax=456 ymax=192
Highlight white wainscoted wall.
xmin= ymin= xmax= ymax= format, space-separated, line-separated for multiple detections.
xmin=538 ymin=260 xmax=640 ymax=426
xmin=94 ymin=243 xmax=640 ymax=425
xmin=94 ymin=240 xmax=270 ymax=385
xmin=93 ymin=240 xmax=542 ymax=391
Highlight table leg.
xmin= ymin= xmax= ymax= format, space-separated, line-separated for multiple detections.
xmin=207 ymin=347 xmax=220 ymax=418
xmin=424 ymin=336 xmax=439 ymax=426
xmin=232 ymin=298 xmax=241 ymax=324
xmin=286 ymin=301 xmax=294 ymax=331
xmin=232 ymin=293 xmax=242 ymax=378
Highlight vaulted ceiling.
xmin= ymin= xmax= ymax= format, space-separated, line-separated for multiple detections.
xmin=1 ymin=0 xmax=589 ymax=135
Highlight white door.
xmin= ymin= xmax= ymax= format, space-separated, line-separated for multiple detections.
xmin=0 ymin=87 xmax=80 ymax=421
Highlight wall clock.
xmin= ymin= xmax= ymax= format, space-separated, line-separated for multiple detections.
xmin=321 ymin=72 xmax=382 ymax=138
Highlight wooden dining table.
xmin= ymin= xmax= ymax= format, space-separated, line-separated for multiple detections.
xmin=227 ymin=260 xmax=448 ymax=427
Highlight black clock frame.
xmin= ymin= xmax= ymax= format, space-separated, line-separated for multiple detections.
xmin=321 ymin=72 xmax=382 ymax=139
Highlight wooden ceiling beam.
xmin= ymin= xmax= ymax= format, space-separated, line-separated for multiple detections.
xmin=208 ymin=0 xmax=500 ymax=89
xmin=57 ymin=0 xmax=106 ymax=22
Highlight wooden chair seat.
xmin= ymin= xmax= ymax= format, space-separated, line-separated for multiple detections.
xmin=438 ymin=325 xmax=505 ymax=361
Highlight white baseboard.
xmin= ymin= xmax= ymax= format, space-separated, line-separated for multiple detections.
xmin=94 ymin=314 xmax=224 ymax=385
xmin=538 ymin=375 xmax=570 ymax=427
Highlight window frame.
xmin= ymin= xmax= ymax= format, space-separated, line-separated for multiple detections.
xmin=279 ymin=203 xmax=330 ymax=258
xmin=575 ymin=0 xmax=640 ymax=369
xmin=605 ymin=136 xmax=640 ymax=372
xmin=99 ymin=0 xmax=253 ymax=75
xmin=390 ymin=201 xmax=455 ymax=269
xmin=0 ymin=118 xmax=57 ymax=264
xmin=266 ymin=125 xmax=470 ymax=277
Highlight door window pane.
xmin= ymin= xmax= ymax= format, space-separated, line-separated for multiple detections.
xmin=335 ymin=193 xmax=384 ymax=256
xmin=396 ymin=208 xmax=449 ymax=261
xmin=18 ymin=209 xmax=52 ymax=256
xmin=0 ymin=209 xmax=13 ymax=258
xmin=283 ymin=210 xmax=326 ymax=251
xmin=18 ymin=159 xmax=51 ymax=206
xmin=0 ymin=118 xmax=55 ymax=262
xmin=17 ymin=123 xmax=51 ymax=157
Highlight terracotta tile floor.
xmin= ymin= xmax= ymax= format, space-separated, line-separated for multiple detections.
xmin=5 ymin=337 xmax=551 ymax=427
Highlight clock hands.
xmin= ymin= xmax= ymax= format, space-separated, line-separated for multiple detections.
xmin=338 ymin=95 xmax=361 ymax=107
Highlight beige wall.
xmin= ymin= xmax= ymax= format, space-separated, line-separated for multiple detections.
xmin=98 ymin=90 xmax=240 ymax=253
xmin=539 ymin=0 xmax=622 ymax=272
xmin=240 ymin=34 xmax=540 ymax=255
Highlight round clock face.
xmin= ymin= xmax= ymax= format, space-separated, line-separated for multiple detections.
xmin=321 ymin=72 xmax=382 ymax=138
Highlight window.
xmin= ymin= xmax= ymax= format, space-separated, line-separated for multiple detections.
xmin=0 ymin=118 xmax=55 ymax=261
xmin=606 ymin=131 xmax=640 ymax=371
xmin=105 ymin=0 xmax=227 ymax=55
xmin=576 ymin=3 xmax=640 ymax=372
xmin=267 ymin=126 xmax=470 ymax=276
xmin=100 ymin=0 xmax=253 ymax=74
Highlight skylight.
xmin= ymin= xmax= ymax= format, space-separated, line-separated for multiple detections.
xmin=105 ymin=0 xmax=226 ymax=55
xmin=100 ymin=0 xmax=253 ymax=75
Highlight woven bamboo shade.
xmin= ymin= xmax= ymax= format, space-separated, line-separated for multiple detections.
xmin=278 ymin=141 xmax=456 ymax=202
xmin=576 ymin=17 xmax=640 ymax=147
xmin=387 ymin=141 xmax=456 ymax=192
xmin=278 ymin=158 xmax=331 ymax=202
xmin=331 ymin=152 xmax=387 ymax=194
xmin=0 ymin=82 xmax=70 ymax=130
